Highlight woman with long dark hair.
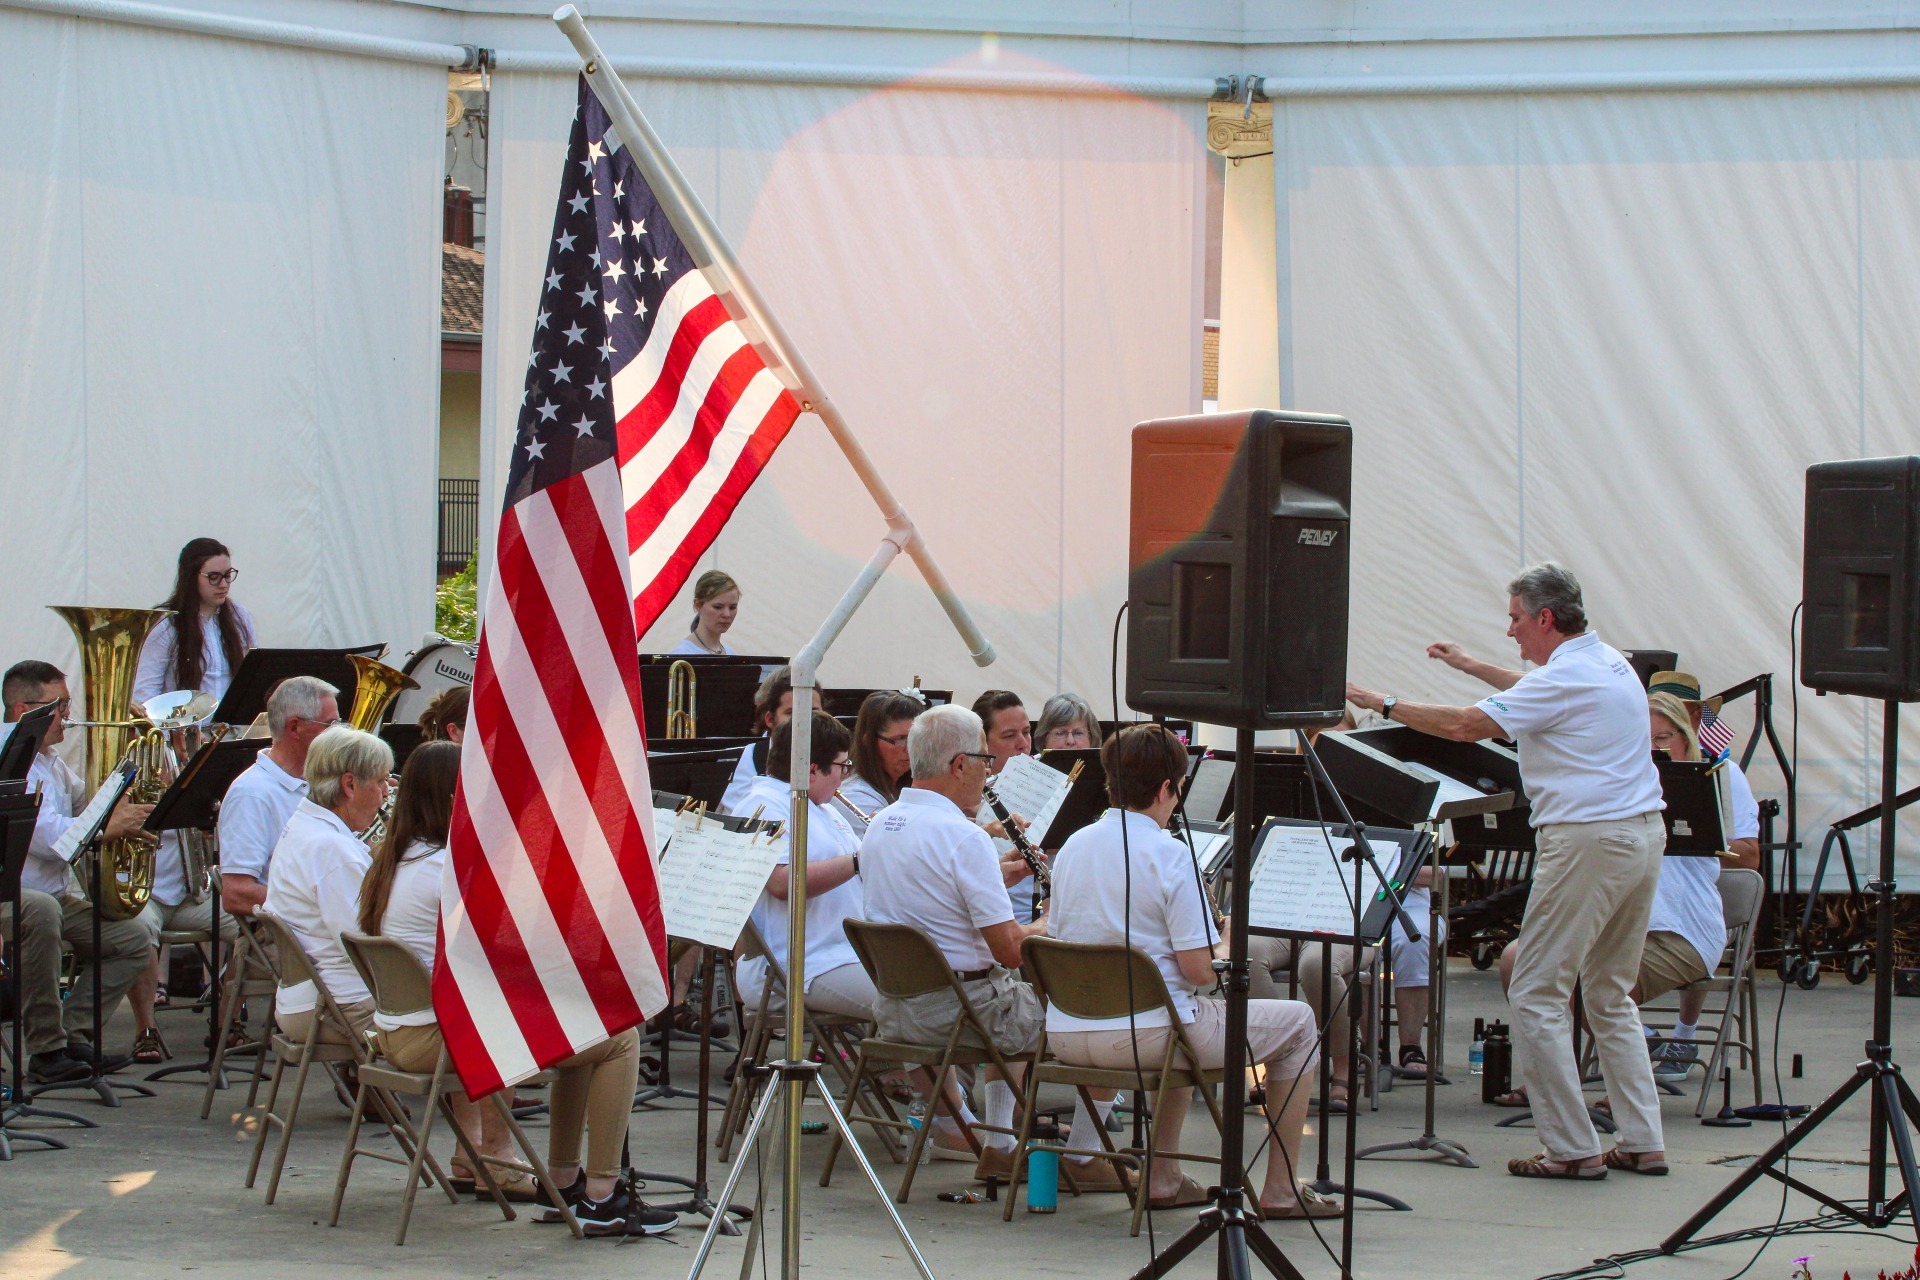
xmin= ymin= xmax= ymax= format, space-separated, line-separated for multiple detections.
xmin=133 ymin=537 xmax=256 ymax=704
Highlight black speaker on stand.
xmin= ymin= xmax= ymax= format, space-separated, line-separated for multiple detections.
xmin=1662 ymin=456 xmax=1920 ymax=1251
xmin=1123 ymin=411 xmax=1409 ymax=1280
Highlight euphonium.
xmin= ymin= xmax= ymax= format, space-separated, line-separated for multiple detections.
xmin=48 ymin=606 xmax=172 ymax=921
xmin=666 ymin=659 xmax=697 ymax=739
xmin=345 ymin=654 xmax=416 ymax=846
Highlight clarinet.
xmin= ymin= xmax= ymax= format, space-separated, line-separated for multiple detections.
xmin=982 ymin=782 xmax=1050 ymax=892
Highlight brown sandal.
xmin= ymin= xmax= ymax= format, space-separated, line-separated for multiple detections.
xmin=1263 ymin=1186 xmax=1348 ymax=1219
xmin=131 ymin=1028 xmax=170 ymax=1064
xmin=1602 ymin=1148 xmax=1669 ymax=1176
xmin=1494 ymin=1087 xmax=1530 ymax=1108
xmin=1507 ymin=1153 xmax=1607 ymax=1180
xmin=1148 ymin=1173 xmax=1211 ymax=1209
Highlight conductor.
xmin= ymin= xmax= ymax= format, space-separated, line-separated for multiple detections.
xmin=1345 ymin=562 xmax=1667 ymax=1181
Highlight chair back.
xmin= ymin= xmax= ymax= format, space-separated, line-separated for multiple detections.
xmin=1718 ymin=868 xmax=1766 ymax=970
xmin=843 ymin=918 xmax=961 ymax=1000
xmin=340 ymin=931 xmax=435 ymax=1022
xmin=1023 ymin=937 xmax=1176 ymax=1022
xmin=738 ymin=918 xmax=788 ymax=991
xmin=253 ymin=910 xmax=319 ymax=990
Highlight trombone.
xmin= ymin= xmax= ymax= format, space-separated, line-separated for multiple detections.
xmin=666 ymin=659 xmax=697 ymax=739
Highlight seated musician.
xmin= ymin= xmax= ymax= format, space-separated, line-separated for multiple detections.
xmin=416 ymin=684 xmax=469 ymax=743
xmin=834 ymin=691 xmax=924 ymax=835
xmin=969 ymin=689 xmax=1042 ymax=921
xmin=354 ymin=741 xmax=676 ymax=1235
xmin=668 ymin=569 xmax=741 ymax=657
xmin=720 ymin=665 xmax=823 ymax=815
xmin=2 ymin=660 xmax=155 ymax=1080
xmin=860 ymin=704 xmax=1044 ymax=1183
xmin=218 ymin=676 xmax=339 ymax=917
xmin=1645 ymin=672 xmax=1761 ymax=1075
xmin=1032 ymin=693 xmax=1102 ymax=751
xmin=1048 ymin=724 xmax=1339 ymax=1217
xmin=734 ymin=711 xmax=877 ymax=1020
xmin=1494 ymin=689 xmax=1753 ymax=1108
xmin=262 ymin=725 xmax=390 ymax=1044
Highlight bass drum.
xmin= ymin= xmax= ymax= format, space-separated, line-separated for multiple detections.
xmin=391 ymin=640 xmax=476 ymax=725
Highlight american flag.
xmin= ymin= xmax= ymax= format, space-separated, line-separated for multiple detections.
xmin=435 ymin=80 xmax=794 ymax=1095
xmin=1699 ymin=706 xmax=1735 ymax=761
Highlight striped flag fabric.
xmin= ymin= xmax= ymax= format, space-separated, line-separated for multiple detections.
xmin=1699 ymin=706 xmax=1736 ymax=761
xmin=437 ymin=78 xmax=794 ymax=1095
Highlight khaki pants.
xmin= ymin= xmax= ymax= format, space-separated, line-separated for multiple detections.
xmin=0 ymin=888 xmax=153 ymax=1056
xmin=137 ymin=896 xmax=239 ymax=942
xmin=1247 ymin=936 xmax=1366 ymax=1061
xmin=1511 ymin=812 xmax=1666 ymax=1161
xmin=550 ymin=1028 xmax=641 ymax=1179
xmin=804 ymin=961 xmax=879 ymax=1021
xmin=277 ymin=999 xmax=376 ymax=1047
xmin=375 ymin=1021 xmax=447 ymax=1073
xmin=1050 ymin=996 xmax=1316 ymax=1082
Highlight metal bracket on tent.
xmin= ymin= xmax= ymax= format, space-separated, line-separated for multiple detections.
xmin=456 ymin=45 xmax=494 ymax=73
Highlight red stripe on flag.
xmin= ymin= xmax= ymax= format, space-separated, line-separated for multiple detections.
xmin=432 ymin=911 xmax=505 ymax=1099
xmin=615 ymin=294 xmax=732 ymax=462
xmin=621 ymin=345 xmax=769 ymax=551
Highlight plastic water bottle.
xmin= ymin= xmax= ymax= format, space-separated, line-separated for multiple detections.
xmin=907 ymin=1100 xmax=928 ymax=1129
xmin=1469 ymin=1017 xmax=1486 ymax=1076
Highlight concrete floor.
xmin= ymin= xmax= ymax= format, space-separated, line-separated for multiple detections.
xmin=3 ymin=964 xmax=1917 ymax=1280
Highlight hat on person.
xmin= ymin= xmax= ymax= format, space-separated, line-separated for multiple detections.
xmin=1647 ymin=670 xmax=1722 ymax=714
xmin=1647 ymin=691 xmax=1701 ymax=760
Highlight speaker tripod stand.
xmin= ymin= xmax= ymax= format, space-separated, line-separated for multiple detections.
xmin=1660 ymin=698 xmax=1919 ymax=1251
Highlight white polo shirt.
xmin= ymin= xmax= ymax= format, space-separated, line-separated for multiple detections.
xmin=859 ymin=786 xmax=1014 ymax=972
xmin=1646 ymin=758 xmax=1761 ymax=974
xmin=734 ymin=775 xmax=866 ymax=1003
xmin=1475 ymin=632 xmax=1663 ymax=827
xmin=22 ymin=748 xmax=85 ymax=898
xmin=1046 ymin=809 xmax=1220 ymax=1032
xmin=721 ymin=739 xmax=766 ymax=815
xmin=263 ymin=799 xmax=372 ymax=1016
xmin=216 ymin=751 xmax=307 ymax=883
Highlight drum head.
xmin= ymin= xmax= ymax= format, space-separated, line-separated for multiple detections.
xmin=392 ymin=641 xmax=475 ymax=724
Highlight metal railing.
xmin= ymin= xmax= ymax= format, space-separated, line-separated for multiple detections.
xmin=437 ymin=478 xmax=479 ymax=578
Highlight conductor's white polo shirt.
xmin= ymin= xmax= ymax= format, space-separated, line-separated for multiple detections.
xmin=1475 ymin=632 xmax=1663 ymax=828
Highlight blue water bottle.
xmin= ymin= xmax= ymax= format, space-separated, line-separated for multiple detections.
xmin=1026 ymin=1150 xmax=1059 ymax=1213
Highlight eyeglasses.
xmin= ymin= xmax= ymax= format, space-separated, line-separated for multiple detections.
xmin=27 ymin=696 xmax=71 ymax=717
xmin=877 ymin=732 xmax=910 ymax=747
xmin=202 ymin=569 xmax=239 ymax=586
xmin=296 ymin=716 xmax=342 ymax=731
xmin=822 ymin=759 xmax=855 ymax=775
xmin=953 ymin=751 xmax=994 ymax=767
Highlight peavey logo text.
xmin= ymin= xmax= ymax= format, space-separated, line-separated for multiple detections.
xmin=1296 ymin=527 xmax=1340 ymax=548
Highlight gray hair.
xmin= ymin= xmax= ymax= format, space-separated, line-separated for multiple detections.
xmin=304 ymin=725 xmax=393 ymax=808
xmin=1506 ymin=562 xmax=1587 ymax=634
xmin=267 ymin=675 xmax=340 ymax=737
xmin=907 ymin=704 xmax=985 ymax=781
xmin=1033 ymin=692 xmax=1103 ymax=748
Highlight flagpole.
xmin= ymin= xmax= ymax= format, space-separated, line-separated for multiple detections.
xmin=553 ymin=4 xmax=995 ymax=669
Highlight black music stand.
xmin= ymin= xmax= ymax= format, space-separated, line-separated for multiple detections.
xmin=638 ymin=655 xmax=786 ymax=740
xmin=646 ymin=740 xmax=752 ymax=809
xmin=211 ymin=645 xmax=383 ymax=728
xmin=1314 ymin=728 xmax=1525 ymax=1169
xmin=2 ymin=785 xmax=97 ymax=1158
xmin=141 ymin=737 xmax=269 ymax=1087
xmin=0 ymin=703 xmax=60 ymax=783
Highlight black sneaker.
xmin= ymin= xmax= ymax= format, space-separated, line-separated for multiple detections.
xmin=27 ymin=1050 xmax=92 ymax=1084
xmin=64 ymin=1040 xmax=134 ymax=1075
xmin=536 ymin=1170 xmax=586 ymax=1224
xmin=574 ymin=1180 xmax=680 ymax=1237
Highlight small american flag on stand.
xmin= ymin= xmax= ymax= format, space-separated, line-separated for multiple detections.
xmin=435 ymin=78 xmax=799 ymax=1096
xmin=1698 ymin=707 xmax=1736 ymax=762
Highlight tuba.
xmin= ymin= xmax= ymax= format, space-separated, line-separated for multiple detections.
xmin=345 ymin=653 xmax=417 ymax=846
xmin=665 ymin=659 xmax=697 ymax=739
xmin=141 ymin=689 xmax=227 ymax=904
xmin=48 ymin=606 xmax=172 ymax=921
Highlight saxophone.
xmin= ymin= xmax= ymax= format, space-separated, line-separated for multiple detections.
xmin=48 ymin=606 xmax=172 ymax=921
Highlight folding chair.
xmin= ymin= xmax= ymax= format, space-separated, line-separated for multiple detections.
xmin=1007 ymin=937 xmax=1228 ymax=1236
xmin=821 ymin=919 xmax=1038 ymax=1202
xmin=198 ymin=913 xmax=280 ymax=1120
xmin=332 ymin=932 xmax=581 ymax=1243
xmin=717 ymin=920 xmax=881 ymax=1162
xmin=246 ymin=911 xmax=440 ymax=1205
xmin=1637 ymin=869 xmax=1766 ymax=1116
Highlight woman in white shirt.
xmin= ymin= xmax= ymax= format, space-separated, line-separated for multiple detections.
xmin=667 ymin=569 xmax=740 ymax=656
xmin=133 ymin=537 xmax=257 ymax=704
xmin=1046 ymin=725 xmax=1339 ymax=1218
xmin=834 ymin=691 xmax=923 ymax=834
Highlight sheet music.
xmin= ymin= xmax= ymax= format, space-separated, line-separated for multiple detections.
xmin=1245 ymin=825 xmax=1396 ymax=940
xmin=655 ymin=812 xmax=783 ymax=950
xmin=653 ymin=808 xmax=681 ymax=855
xmin=1397 ymin=760 xmax=1486 ymax=816
xmin=51 ymin=762 xmax=133 ymax=864
xmin=1190 ymin=831 xmax=1234 ymax=879
xmin=1185 ymin=757 xmax=1234 ymax=824
xmin=989 ymin=752 xmax=1074 ymax=847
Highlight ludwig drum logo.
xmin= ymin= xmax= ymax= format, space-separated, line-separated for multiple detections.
xmin=1296 ymin=527 xmax=1340 ymax=548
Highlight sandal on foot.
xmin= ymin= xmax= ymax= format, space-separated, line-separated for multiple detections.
xmin=1494 ymin=1087 xmax=1530 ymax=1108
xmin=1602 ymin=1148 xmax=1668 ymax=1176
xmin=1263 ymin=1187 xmax=1348 ymax=1219
xmin=1508 ymin=1154 xmax=1606 ymax=1180
xmin=1148 ymin=1173 xmax=1211 ymax=1209
xmin=132 ymin=1028 xmax=170 ymax=1064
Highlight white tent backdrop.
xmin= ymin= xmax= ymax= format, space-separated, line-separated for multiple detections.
xmin=481 ymin=60 xmax=1206 ymax=707
xmin=0 ymin=8 xmax=444 ymax=696
xmin=1265 ymin=89 xmax=1920 ymax=878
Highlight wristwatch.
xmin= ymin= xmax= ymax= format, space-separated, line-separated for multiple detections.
xmin=1381 ymin=695 xmax=1398 ymax=721
xmin=851 ymin=853 xmax=861 ymax=877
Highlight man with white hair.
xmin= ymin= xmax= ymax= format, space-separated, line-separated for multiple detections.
xmin=263 ymin=724 xmax=391 ymax=1043
xmin=858 ymin=703 xmax=1045 ymax=1183
xmin=218 ymin=676 xmax=339 ymax=918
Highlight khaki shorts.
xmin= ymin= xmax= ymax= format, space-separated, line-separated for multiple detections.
xmin=1635 ymin=930 xmax=1709 ymax=1003
xmin=875 ymin=965 xmax=1042 ymax=1057
xmin=1048 ymin=996 xmax=1316 ymax=1083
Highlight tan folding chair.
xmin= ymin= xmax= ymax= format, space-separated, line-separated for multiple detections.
xmin=198 ymin=913 xmax=280 ymax=1120
xmin=246 ymin=911 xmax=443 ymax=1205
xmin=332 ymin=932 xmax=581 ymax=1243
xmin=1637 ymin=868 xmax=1767 ymax=1116
xmin=717 ymin=920 xmax=881 ymax=1162
xmin=1008 ymin=937 xmax=1227 ymax=1236
xmin=821 ymin=918 xmax=1038 ymax=1203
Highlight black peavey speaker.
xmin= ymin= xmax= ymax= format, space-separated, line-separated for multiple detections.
xmin=1126 ymin=410 xmax=1352 ymax=729
xmin=1803 ymin=456 xmax=1920 ymax=702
